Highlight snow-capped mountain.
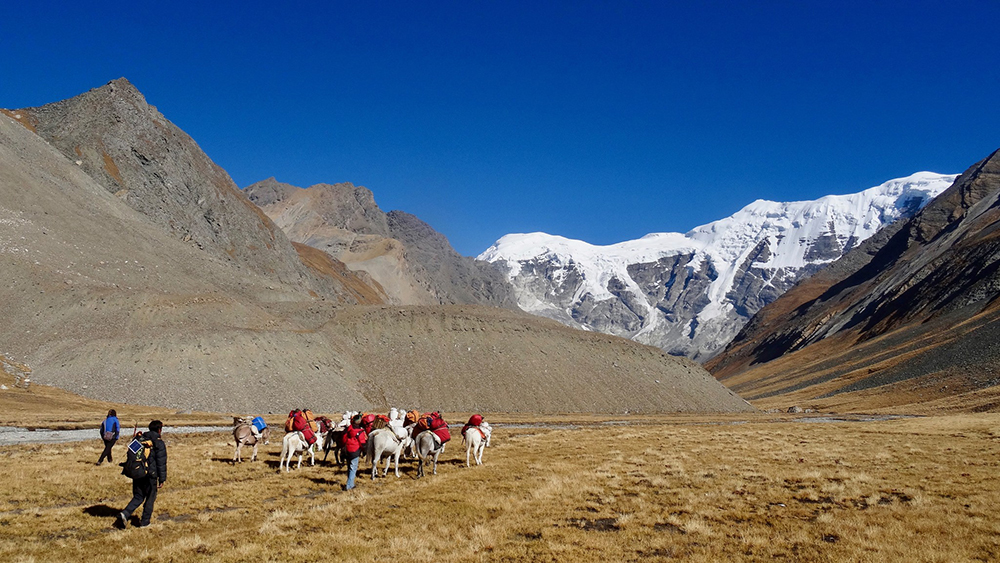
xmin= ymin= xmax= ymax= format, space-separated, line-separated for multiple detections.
xmin=479 ymin=172 xmax=958 ymax=361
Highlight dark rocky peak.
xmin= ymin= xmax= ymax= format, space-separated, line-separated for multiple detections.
xmin=387 ymin=210 xmax=449 ymax=249
xmin=907 ymin=148 xmax=1000 ymax=245
xmin=15 ymin=79 xmax=381 ymax=303
xmin=246 ymin=177 xmax=518 ymax=309
xmin=244 ymin=178 xmax=391 ymax=236
xmin=242 ymin=177 xmax=299 ymax=206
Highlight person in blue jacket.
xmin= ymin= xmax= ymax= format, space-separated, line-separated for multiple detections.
xmin=97 ymin=409 xmax=120 ymax=465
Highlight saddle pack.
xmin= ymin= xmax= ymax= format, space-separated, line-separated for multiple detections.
xmin=251 ymin=416 xmax=267 ymax=433
xmin=428 ymin=413 xmax=450 ymax=444
xmin=462 ymin=414 xmax=485 ymax=441
xmin=303 ymin=409 xmax=318 ymax=433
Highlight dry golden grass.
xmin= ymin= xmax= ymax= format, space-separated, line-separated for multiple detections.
xmin=2 ymin=413 xmax=1000 ymax=562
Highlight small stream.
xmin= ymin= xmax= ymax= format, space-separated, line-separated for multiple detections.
xmin=0 ymin=414 xmax=917 ymax=446
xmin=0 ymin=425 xmax=228 ymax=446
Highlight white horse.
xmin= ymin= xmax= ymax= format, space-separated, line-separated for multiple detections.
xmin=414 ymin=430 xmax=445 ymax=478
xmin=279 ymin=430 xmax=321 ymax=472
xmin=367 ymin=427 xmax=412 ymax=479
xmin=233 ymin=423 xmax=270 ymax=463
xmin=463 ymin=421 xmax=491 ymax=467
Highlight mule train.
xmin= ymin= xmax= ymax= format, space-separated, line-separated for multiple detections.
xmin=235 ymin=409 xmax=493 ymax=478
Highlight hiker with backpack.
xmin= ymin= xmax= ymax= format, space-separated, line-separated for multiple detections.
xmin=97 ymin=409 xmax=120 ymax=466
xmin=342 ymin=413 xmax=367 ymax=491
xmin=118 ymin=420 xmax=168 ymax=528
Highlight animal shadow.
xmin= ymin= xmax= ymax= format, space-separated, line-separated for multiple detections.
xmin=307 ymin=477 xmax=340 ymax=486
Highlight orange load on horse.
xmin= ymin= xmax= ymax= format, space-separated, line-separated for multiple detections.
xmin=404 ymin=410 xmax=421 ymax=427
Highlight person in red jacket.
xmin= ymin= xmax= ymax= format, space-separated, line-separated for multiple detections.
xmin=342 ymin=414 xmax=367 ymax=490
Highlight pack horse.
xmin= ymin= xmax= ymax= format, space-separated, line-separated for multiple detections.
xmin=233 ymin=416 xmax=270 ymax=463
xmin=463 ymin=420 xmax=492 ymax=467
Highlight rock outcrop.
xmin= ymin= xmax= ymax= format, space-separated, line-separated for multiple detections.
xmin=245 ymin=178 xmax=517 ymax=308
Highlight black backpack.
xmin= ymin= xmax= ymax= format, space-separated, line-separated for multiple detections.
xmin=122 ymin=436 xmax=153 ymax=479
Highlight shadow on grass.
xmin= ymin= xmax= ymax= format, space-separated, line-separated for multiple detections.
xmin=307 ymin=476 xmax=341 ymax=486
xmin=84 ymin=504 xmax=127 ymax=529
xmin=213 ymin=456 xmax=270 ymax=465
xmin=83 ymin=504 xmax=120 ymax=518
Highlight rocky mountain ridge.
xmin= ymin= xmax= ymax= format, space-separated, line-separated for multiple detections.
xmin=707 ymin=148 xmax=1000 ymax=413
xmin=9 ymin=78 xmax=382 ymax=304
xmin=244 ymin=177 xmax=517 ymax=308
xmin=480 ymin=173 xmax=956 ymax=360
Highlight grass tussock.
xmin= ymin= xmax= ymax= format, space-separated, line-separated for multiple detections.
xmin=2 ymin=413 xmax=1000 ymax=562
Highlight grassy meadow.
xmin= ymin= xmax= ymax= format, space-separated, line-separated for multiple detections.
xmin=2 ymin=409 xmax=1000 ymax=562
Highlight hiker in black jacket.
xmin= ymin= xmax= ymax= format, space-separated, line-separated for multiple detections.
xmin=118 ymin=420 xmax=168 ymax=528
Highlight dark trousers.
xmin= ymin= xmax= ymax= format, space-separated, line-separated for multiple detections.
xmin=123 ymin=476 xmax=158 ymax=526
xmin=98 ymin=439 xmax=115 ymax=464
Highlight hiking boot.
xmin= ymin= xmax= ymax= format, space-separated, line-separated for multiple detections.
xmin=117 ymin=511 xmax=128 ymax=529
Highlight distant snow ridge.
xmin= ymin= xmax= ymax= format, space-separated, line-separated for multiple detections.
xmin=479 ymin=172 xmax=957 ymax=361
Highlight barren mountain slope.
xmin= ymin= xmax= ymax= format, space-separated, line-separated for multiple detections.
xmin=244 ymin=178 xmax=518 ymax=308
xmin=0 ymin=111 xmax=750 ymax=414
xmin=707 ymin=149 xmax=1000 ymax=413
xmin=10 ymin=79 xmax=377 ymax=303
xmin=319 ymin=305 xmax=751 ymax=413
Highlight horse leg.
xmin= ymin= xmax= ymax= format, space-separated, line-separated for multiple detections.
xmin=466 ymin=442 xmax=472 ymax=468
xmin=392 ymin=449 xmax=401 ymax=477
xmin=251 ymin=443 xmax=258 ymax=462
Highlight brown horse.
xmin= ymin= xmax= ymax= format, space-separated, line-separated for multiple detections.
xmin=233 ymin=423 xmax=270 ymax=462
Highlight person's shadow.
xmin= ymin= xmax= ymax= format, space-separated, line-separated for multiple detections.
xmin=83 ymin=504 xmax=127 ymax=529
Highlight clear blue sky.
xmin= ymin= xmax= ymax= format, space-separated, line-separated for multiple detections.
xmin=4 ymin=1 xmax=999 ymax=256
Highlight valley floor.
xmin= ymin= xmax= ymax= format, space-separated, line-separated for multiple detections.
xmin=2 ymin=413 xmax=999 ymax=562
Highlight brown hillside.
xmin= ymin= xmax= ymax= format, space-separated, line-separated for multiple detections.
xmin=0 ymin=92 xmax=750 ymax=415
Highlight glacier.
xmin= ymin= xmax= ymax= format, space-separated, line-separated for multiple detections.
xmin=479 ymin=172 xmax=958 ymax=361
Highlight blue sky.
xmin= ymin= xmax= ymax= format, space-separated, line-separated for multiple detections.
xmin=3 ymin=1 xmax=999 ymax=256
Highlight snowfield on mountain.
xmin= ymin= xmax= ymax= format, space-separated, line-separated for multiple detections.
xmin=480 ymin=172 xmax=957 ymax=360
